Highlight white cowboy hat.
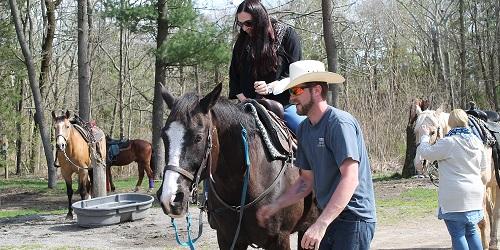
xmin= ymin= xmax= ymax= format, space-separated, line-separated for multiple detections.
xmin=271 ymin=60 xmax=345 ymax=95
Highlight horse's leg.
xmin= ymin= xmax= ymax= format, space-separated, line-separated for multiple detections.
xmin=480 ymin=185 xmax=493 ymax=250
xmin=267 ymin=234 xmax=291 ymax=250
xmin=297 ymin=230 xmax=305 ymax=250
xmin=134 ymin=162 xmax=145 ymax=192
xmin=216 ymin=232 xmax=248 ymax=250
xmin=489 ymin=183 xmax=500 ymax=250
xmin=144 ymin=162 xmax=155 ymax=192
xmin=61 ymin=168 xmax=74 ymax=220
xmin=106 ymin=165 xmax=115 ymax=192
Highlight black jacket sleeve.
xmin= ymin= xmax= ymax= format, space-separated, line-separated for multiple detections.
xmin=228 ymin=45 xmax=241 ymax=100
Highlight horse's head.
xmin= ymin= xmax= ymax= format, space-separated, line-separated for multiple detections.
xmin=157 ymin=83 xmax=222 ymax=218
xmin=52 ymin=110 xmax=72 ymax=151
xmin=413 ymin=106 xmax=450 ymax=172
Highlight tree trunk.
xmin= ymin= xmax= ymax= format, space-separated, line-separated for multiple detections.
xmin=15 ymin=78 xmax=24 ymax=175
xmin=9 ymin=0 xmax=56 ymax=187
xmin=321 ymin=0 xmax=339 ymax=107
xmin=78 ymin=0 xmax=90 ymax=121
xmin=152 ymin=0 xmax=169 ymax=179
xmin=78 ymin=0 xmax=105 ymax=197
xmin=402 ymin=119 xmax=417 ymax=178
xmin=39 ymin=0 xmax=61 ymax=99
xmin=459 ymin=0 xmax=467 ymax=109
xmin=496 ymin=0 xmax=500 ymax=111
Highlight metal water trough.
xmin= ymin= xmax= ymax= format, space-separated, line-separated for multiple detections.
xmin=72 ymin=193 xmax=154 ymax=227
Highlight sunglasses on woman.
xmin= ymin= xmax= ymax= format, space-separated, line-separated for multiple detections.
xmin=289 ymin=85 xmax=315 ymax=96
xmin=237 ymin=20 xmax=254 ymax=28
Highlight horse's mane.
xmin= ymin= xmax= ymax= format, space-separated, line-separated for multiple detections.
xmin=169 ymin=92 xmax=256 ymax=132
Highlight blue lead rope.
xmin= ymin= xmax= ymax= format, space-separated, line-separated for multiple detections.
xmin=229 ymin=125 xmax=251 ymax=250
xmin=171 ymin=212 xmax=197 ymax=250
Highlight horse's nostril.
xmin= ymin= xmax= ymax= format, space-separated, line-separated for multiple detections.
xmin=172 ymin=192 xmax=184 ymax=203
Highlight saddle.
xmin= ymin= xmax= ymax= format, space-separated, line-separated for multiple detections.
xmin=70 ymin=115 xmax=104 ymax=143
xmin=466 ymin=101 xmax=500 ymax=122
xmin=105 ymin=137 xmax=130 ymax=164
xmin=243 ymin=99 xmax=296 ymax=161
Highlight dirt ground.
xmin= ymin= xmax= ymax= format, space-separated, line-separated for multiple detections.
xmin=0 ymin=178 xmax=453 ymax=249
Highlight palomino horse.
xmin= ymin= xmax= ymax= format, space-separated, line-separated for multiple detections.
xmin=157 ymin=84 xmax=319 ymax=250
xmin=52 ymin=110 xmax=107 ymax=219
xmin=412 ymin=103 xmax=500 ymax=249
xmin=106 ymin=138 xmax=154 ymax=192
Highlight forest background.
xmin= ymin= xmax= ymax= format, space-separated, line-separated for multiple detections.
xmin=1 ymin=0 xmax=499 ymax=186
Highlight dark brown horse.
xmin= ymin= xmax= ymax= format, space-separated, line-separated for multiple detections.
xmin=52 ymin=110 xmax=107 ymax=219
xmin=106 ymin=138 xmax=154 ymax=192
xmin=157 ymin=84 xmax=318 ymax=250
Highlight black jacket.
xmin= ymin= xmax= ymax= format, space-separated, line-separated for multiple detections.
xmin=228 ymin=22 xmax=302 ymax=106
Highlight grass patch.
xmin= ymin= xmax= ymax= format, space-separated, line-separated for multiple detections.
xmin=0 ymin=177 xmax=156 ymax=219
xmin=377 ymin=187 xmax=437 ymax=225
xmin=0 ymin=209 xmax=66 ymax=218
xmin=0 ymin=178 xmax=66 ymax=193
xmin=372 ymin=172 xmax=402 ymax=182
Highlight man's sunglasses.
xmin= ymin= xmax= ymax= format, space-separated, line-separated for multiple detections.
xmin=289 ymin=85 xmax=315 ymax=96
xmin=237 ymin=20 xmax=254 ymax=28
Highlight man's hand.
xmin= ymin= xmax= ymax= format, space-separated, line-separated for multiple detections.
xmin=300 ymin=220 xmax=329 ymax=250
xmin=256 ymin=203 xmax=280 ymax=227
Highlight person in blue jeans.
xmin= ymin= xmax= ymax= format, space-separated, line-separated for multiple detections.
xmin=256 ymin=60 xmax=377 ymax=250
xmin=417 ymin=109 xmax=487 ymax=250
xmin=228 ymin=0 xmax=305 ymax=134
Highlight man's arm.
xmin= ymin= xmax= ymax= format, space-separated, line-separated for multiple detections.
xmin=256 ymin=170 xmax=314 ymax=226
xmin=316 ymin=157 xmax=358 ymax=225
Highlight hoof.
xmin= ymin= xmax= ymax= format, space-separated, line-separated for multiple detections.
xmin=65 ymin=213 xmax=73 ymax=220
xmin=133 ymin=186 xmax=140 ymax=192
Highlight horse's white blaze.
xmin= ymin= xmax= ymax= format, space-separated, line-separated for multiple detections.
xmin=54 ymin=123 xmax=66 ymax=148
xmin=160 ymin=121 xmax=185 ymax=205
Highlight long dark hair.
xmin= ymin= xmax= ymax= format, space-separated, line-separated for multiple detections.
xmin=234 ymin=0 xmax=278 ymax=78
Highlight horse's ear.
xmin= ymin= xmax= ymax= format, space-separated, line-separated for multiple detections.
xmin=65 ymin=110 xmax=71 ymax=119
xmin=199 ymin=83 xmax=222 ymax=114
xmin=160 ymin=83 xmax=176 ymax=110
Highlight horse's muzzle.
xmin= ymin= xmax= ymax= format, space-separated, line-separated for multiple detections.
xmin=159 ymin=192 xmax=187 ymax=218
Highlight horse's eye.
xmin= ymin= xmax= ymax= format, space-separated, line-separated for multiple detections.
xmin=194 ymin=134 xmax=203 ymax=143
xmin=66 ymin=125 xmax=70 ymax=129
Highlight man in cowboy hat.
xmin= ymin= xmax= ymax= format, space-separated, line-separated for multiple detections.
xmin=256 ymin=60 xmax=376 ymax=250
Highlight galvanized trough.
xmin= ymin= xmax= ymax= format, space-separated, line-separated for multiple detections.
xmin=72 ymin=193 xmax=154 ymax=227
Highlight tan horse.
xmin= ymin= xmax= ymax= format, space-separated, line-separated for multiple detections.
xmin=413 ymin=103 xmax=500 ymax=249
xmin=52 ymin=110 xmax=107 ymax=220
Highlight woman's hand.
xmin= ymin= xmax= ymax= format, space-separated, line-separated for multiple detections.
xmin=254 ymin=81 xmax=272 ymax=95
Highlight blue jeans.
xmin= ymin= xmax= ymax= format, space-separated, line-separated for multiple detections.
xmin=318 ymin=210 xmax=376 ymax=250
xmin=438 ymin=208 xmax=483 ymax=250
xmin=284 ymin=104 xmax=306 ymax=134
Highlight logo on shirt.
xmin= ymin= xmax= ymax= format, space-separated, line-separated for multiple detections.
xmin=317 ymin=137 xmax=325 ymax=147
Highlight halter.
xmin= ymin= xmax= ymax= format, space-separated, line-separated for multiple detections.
xmin=164 ymin=127 xmax=213 ymax=199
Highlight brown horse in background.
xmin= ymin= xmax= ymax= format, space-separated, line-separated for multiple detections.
xmin=52 ymin=110 xmax=107 ymax=219
xmin=106 ymin=138 xmax=154 ymax=192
